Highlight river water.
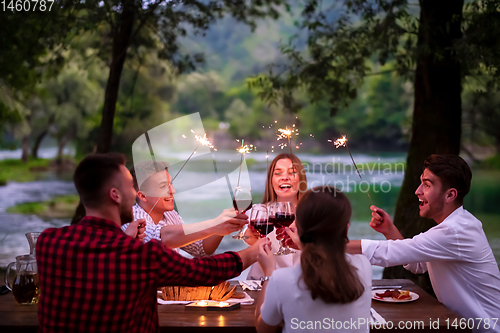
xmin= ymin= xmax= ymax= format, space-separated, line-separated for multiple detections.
xmin=1 ymin=150 xmax=499 ymax=280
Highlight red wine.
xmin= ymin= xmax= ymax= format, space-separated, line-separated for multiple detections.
xmin=268 ymin=216 xmax=277 ymax=226
xmin=233 ymin=199 xmax=252 ymax=213
xmin=250 ymin=219 xmax=274 ymax=236
xmin=12 ymin=273 xmax=39 ymax=305
xmin=275 ymin=213 xmax=294 ymax=228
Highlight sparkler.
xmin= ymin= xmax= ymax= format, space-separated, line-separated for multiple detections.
xmin=329 ymin=135 xmax=373 ymax=204
xmin=236 ymin=139 xmax=254 ymax=188
xmin=266 ymin=151 xmax=269 ymax=172
xmin=277 ymin=127 xmax=294 ymax=155
xmin=147 ymin=133 xmax=215 ymax=216
xmin=171 ymin=134 xmax=215 ymax=184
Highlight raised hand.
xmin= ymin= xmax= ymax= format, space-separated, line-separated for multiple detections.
xmin=243 ymin=224 xmax=262 ymax=246
xmin=212 ymin=208 xmax=248 ymax=236
xmin=124 ymin=218 xmax=146 ymax=241
xmin=257 ymin=239 xmax=276 ymax=276
xmin=369 ymin=205 xmax=403 ymax=240
xmin=284 ymin=222 xmax=301 ymax=250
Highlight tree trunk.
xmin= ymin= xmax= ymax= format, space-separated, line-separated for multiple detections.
xmin=56 ymin=134 xmax=68 ymax=164
xmin=31 ymin=129 xmax=48 ymax=159
xmin=95 ymin=0 xmax=136 ymax=154
xmin=32 ymin=114 xmax=55 ymax=159
xmin=383 ymin=0 xmax=464 ymax=294
xmin=73 ymin=1 xmax=136 ymax=224
xmin=21 ymin=134 xmax=29 ymax=162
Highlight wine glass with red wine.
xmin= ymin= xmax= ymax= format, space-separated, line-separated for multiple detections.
xmin=249 ymin=204 xmax=274 ymax=238
xmin=232 ymin=187 xmax=252 ymax=240
xmin=273 ymin=201 xmax=295 ymax=255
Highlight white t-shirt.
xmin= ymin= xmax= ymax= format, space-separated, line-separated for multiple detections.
xmin=245 ymin=204 xmax=301 ymax=279
xmin=261 ymin=254 xmax=372 ymax=333
xmin=362 ymin=206 xmax=500 ymax=333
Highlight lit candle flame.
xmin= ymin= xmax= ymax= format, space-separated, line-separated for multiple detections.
xmin=218 ymin=302 xmax=229 ymax=307
xmin=197 ymin=301 xmax=208 ymax=306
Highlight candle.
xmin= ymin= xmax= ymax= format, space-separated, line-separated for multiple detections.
xmin=197 ymin=301 xmax=208 ymax=306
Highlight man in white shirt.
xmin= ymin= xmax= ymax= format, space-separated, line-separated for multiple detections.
xmin=122 ymin=161 xmax=248 ymax=257
xmin=347 ymin=154 xmax=500 ymax=333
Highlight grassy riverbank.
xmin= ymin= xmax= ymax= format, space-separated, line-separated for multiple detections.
xmin=0 ymin=158 xmax=52 ymax=185
xmin=6 ymin=195 xmax=79 ymax=218
xmin=0 ymin=157 xmax=77 ymax=185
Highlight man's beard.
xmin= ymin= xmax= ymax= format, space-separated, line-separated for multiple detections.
xmin=120 ymin=205 xmax=134 ymax=226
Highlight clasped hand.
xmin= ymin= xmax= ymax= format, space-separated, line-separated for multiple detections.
xmin=211 ymin=208 xmax=248 ymax=236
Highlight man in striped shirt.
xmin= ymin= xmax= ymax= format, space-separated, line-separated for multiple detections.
xmin=122 ymin=160 xmax=247 ymax=257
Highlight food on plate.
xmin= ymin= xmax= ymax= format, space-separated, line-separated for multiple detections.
xmin=375 ymin=289 xmax=412 ymax=301
xmin=393 ymin=290 xmax=411 ymax=300
xmin=231 ymin=291 xmax=246 ymax=299
xmin=160 ymin=282 xmax=237 ymax=301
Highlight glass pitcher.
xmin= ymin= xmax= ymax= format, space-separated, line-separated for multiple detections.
xmin=4 ymin=254 xmax=40 ymax=305
xmin=26 ymin=232 xmax=41 ymax=255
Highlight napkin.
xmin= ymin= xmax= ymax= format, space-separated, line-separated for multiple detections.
xmin=157 ymin=292 xmax=254 ymax=305
xmin=370 ymin=308 xmax=387 ymax=325
xmin=239 ymin=280 xmax=261 ymax=291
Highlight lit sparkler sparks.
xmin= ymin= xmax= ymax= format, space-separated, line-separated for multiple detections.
xmin=235 ymin=139 xmax=255 ymax=188
xmin=277 ymin=127 xmax=297 ymax=155
xmin=332 ymin=135 xmax=347 ymax=148
xmin=148 ymin=132 xmax=217 ymax=216
xmin=195 ymin=134 xmax=216 ymax=151
xmin=330 ymin=134 xmax=373 ymax=204
xmin=237 ymin=144 xmax=253 ymax=155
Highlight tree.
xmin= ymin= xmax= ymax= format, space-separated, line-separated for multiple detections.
xmin=0 ymin=1 xmax=91 ymax=158
xmin=248 ymin=0 xmax=500 ymax=291
xmin=77 ymin=0 xmax=285 ymax=154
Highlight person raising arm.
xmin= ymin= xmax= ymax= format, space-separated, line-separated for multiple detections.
xmin=123 ymin=161 xmax=248 ymax=256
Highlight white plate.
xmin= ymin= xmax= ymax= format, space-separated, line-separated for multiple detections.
xmin=372 ymin=290 xmax=419 ymax=303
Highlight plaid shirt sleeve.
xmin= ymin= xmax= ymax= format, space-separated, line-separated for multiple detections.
xmin=36 ymin=217 xmax=243 ymax=333
xmin=149 ymin=239 xmax=242 ymax=287
xmin=163 ymin=210 xmax=207 ymax=258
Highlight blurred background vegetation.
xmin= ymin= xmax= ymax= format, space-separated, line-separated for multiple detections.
xmin=1 ymin=0 xmax=499 ymax=288
xmin=0 ymin=1 xmax=498 ymax=162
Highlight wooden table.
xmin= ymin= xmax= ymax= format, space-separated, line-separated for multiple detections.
xmin=0 ymin=279 xmax=470 ymax=332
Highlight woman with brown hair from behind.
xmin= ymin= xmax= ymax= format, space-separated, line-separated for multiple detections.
xmin=255 ymin=185 xmax=372 ymax=333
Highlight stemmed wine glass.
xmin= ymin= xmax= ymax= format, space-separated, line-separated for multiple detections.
xmin=249 ymin=204 xmax=274 ymax=238
xmin=232 ymin=187 xmax=252 ymax=240
xmin=273 ymin=201 xmax=295 ymax=255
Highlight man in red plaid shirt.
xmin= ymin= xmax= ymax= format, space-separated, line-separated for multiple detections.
xmin=36 ymin=153 xmax=266 ymax=333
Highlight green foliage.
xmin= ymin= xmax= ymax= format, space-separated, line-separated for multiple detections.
xmin=477 ymin=155 xmax=500 ymax=170
xmin=6 ymin=202 xmax=46 ymax=215
xmin=6 ymin=194 xmax=80 ymax=218
xmin=0 ymin=158 xmax=51 ymax=184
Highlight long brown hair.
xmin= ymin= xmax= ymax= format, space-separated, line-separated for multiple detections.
xmin=261 ymin=153 xmax=307 ymax=204
xmin=296 ymin=185 xmax=364 ymax=304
